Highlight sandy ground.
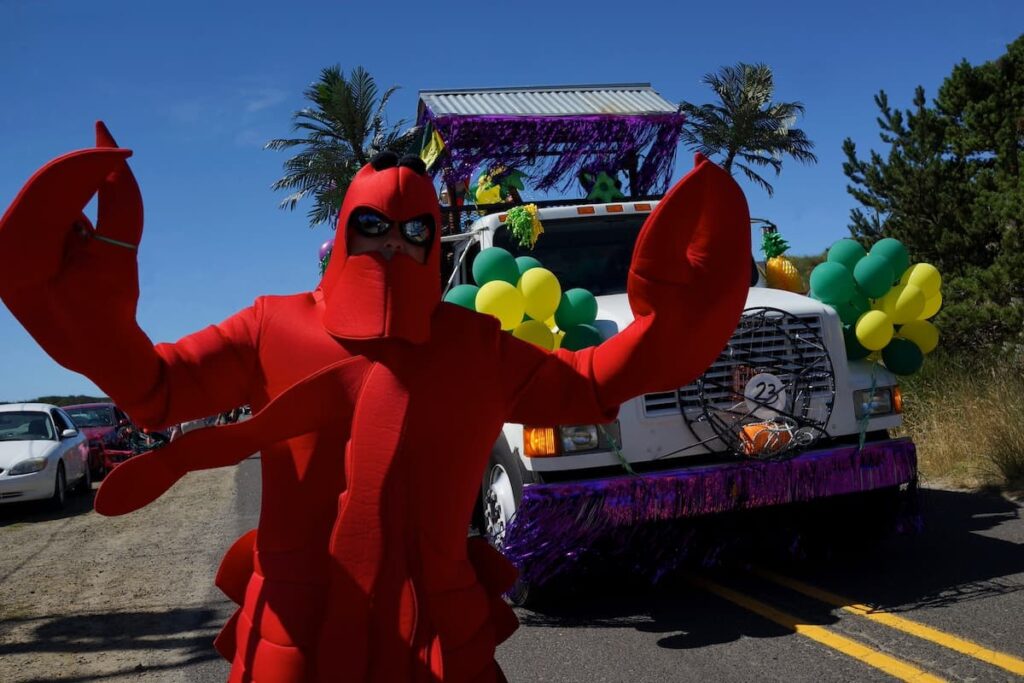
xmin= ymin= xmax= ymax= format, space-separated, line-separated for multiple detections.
xmin=0 ymin=463 xmax=244 ymax=682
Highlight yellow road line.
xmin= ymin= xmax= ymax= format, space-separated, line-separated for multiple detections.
xmin=753 ymin=568 xmax=1024 ymax=677
xmin=685 ymin=574 xmax=946 ymax=683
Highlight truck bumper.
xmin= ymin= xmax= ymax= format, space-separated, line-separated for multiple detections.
xmin=504 ymin=438 xmax=917 ymax=583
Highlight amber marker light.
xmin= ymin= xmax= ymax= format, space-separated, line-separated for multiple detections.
xmin=893 ymin=385 xmax=904 ymax=414
xmin=523 ymin=427 xmax=559 ymax=457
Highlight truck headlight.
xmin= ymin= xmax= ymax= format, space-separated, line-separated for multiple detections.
xmin=853 ymin=387 xmax=898 ymax=419
xmin=559 ymin=425 xmax=600 ymax=452
xmin=8 ymin=458 xmax=48 ymax=475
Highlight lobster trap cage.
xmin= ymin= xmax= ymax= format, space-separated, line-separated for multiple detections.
xmin=675 ymin=307 xmax=837 ymax=460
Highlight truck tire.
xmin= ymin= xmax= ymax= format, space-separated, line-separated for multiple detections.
xmin=480 ymin=443 xmax=534 ymax=606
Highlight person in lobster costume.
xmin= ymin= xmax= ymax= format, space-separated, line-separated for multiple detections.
xmin=0 ymin=122 xmax=750 ymax=682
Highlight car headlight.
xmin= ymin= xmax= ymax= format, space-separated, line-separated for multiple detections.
xmin=559 ymin=425 xmax=600 ymax=452
xmin=8 ymin=458 xmax=48 ymax=475
xmin=853 ymin=387 xmax=898 ymax=419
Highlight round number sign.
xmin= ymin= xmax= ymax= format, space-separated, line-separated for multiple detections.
xmin=744 ymin=372 xmax=787 ymax=415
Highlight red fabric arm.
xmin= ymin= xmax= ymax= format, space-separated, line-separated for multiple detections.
xmin=590 ymin=155 xmax=750 ymax=409
xmin=128 ymin=300 xmax=264 ymax=429
xmin=501 ymin=332 xmax=617 ymax=426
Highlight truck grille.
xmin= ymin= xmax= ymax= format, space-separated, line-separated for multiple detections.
xmin=644 ymin=314 xmax=830 ymax=418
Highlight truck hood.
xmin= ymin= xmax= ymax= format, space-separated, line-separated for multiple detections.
xmin=0 ymin=440 xmax=58 ymax=468
xmin=594 ymin=288 xmax=834 ymax=335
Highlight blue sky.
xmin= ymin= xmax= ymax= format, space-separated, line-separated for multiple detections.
xmin=1 ymin=0 xmax=1021 ymax=401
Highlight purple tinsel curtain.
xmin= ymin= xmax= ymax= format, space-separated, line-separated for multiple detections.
xmin=421 ymin=111 xmax=686 ymax=196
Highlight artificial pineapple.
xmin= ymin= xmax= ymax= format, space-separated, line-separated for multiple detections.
xmin=762 ymin=229 xmax=805 ymax=293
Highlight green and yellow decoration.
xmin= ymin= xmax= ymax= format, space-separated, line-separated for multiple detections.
xmin=810 ymin=237 xmax=943 ymax=375
xmin=470 ymin=166 xmax=526 ymax=206
xmin=443 ymin=247 xmax=602 ymax=352
xmin=505 ymin=203 xmax=544 ymax=249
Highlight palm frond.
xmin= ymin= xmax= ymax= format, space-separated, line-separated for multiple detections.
xmin=267 ymin=64 xmax=412 ymax=229
xmin=680 ymin=62 xmax=817 ymax=195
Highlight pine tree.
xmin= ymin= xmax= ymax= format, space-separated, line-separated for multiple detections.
xmin=843 ymin=36 xmax=1024 ymax=349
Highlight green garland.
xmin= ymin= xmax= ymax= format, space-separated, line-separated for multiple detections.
xmin=505 ymin=204 xmax=543 ymax=249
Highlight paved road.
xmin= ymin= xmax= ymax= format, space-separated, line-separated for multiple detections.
xmin=2 ymin=458 xmax=1021 ymax=682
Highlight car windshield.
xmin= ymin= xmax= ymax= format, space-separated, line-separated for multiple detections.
xmin=66 ymin=406 xmax=115 ymax=428
xmin=492 ymin=214 xmax=645 ymax=296
xmin=0 ymin=411 xmax=56 ymax=441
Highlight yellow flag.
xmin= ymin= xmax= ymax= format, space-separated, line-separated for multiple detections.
xmin=419 ymin=127 xmax=445 ymax=170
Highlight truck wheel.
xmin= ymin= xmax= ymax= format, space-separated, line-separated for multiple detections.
xmin=481 ymin=447 xmax=533 ymax=606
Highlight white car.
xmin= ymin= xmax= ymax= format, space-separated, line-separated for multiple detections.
xmin=0 ymin=403 xmax=91 ymax=509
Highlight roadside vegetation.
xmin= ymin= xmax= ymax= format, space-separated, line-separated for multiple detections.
xmin=894 ymin=350 xmax=1024 ymax=492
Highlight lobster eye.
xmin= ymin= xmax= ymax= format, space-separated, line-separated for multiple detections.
xmin=400 ymin=216 xmax=434 ymax=245
xmin=349 ymin=209 xmax=391 ymax=236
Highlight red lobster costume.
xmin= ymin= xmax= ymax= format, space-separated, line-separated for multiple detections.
xmin=0 ymin=123 xmax=750 ymax=682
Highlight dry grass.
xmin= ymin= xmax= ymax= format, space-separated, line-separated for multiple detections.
xmin=894 ymin=350 xmax=1024 ymax=491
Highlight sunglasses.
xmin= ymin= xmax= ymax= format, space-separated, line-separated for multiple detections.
xmin=348 ymin=208 xmax=434 ymax=246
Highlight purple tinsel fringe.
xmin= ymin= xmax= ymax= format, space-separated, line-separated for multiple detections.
xmin=420 ymin=112 xmax=686 ymax=196
xmin=503 ymin=439 xmax=917 ymax=585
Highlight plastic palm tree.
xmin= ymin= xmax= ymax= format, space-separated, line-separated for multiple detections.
xmin=267 ymin=65 xmax=419 ymax=227
xmin=679 ymin=63 xmax=817 ymax=196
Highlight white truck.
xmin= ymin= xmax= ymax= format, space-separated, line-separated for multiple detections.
xmin=441 ymin=198 xmax=917 ymax=598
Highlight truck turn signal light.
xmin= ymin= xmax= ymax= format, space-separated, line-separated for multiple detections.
xmin=523 ymin=427 xmax=559 ymax=457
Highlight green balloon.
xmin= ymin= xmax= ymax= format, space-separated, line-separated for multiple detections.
xmin=851 ymin=288 xmax=870 ymax=312
xmin=827 ymin=239 xmax=868 ymax=272
xmin=515 ymin=256 xmax=543 ymax=278
xmin=809 ymin=262 xmax=855 ymax=305
xmin=882 ymin=337 xmax=924 ymax=375
xmin=835 ymin=301 xmax=860 ymax=326
xmin=472 ymin=247 xmax=519 ymax=286
xmin=554 ymin=288 xmax=598 ymax=329
xmin=443 ymin=284 xmax=479 ymax=310
xmin=561 ymin=324 xmax=602 ymax=351
xmin=871 ymin=238 xmax=910 ymax=280
xmin=853 ymin=254 xmax=895 ymax=299
xmin=843 ymin=324 xmax=871 ymax=360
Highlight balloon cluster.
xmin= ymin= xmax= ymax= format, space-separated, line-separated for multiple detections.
xmin=810 ymin=238 xmax=942 ymax=375
xmin=444 ymin=247 xmax=602 ymax=351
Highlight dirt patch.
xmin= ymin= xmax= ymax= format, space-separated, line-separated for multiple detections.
xmin=0 ymin=463 xmax=247 ymax=682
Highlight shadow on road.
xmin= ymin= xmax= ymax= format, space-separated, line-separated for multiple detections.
xmin=516 ymin=487 xmax=1023 ymax=648
xmin=0 ymin=487 xmax=95 ymax=527
xmin=0 ymin=604 xmax=224 ymax=681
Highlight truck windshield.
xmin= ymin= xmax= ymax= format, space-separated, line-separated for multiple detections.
xmin=493 ymin=214 xmax=645 ymax=295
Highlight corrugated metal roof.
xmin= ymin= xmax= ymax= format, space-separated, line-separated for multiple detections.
xmin=419 ymin=83 xmax=677 ymax=117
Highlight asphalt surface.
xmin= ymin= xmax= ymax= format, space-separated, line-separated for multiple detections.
xmin=2 ymin=457 xmax=1022 ymax=682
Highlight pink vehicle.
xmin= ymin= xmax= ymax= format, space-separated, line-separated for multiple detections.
xmin=63 ymin=403 xmax=134 ymax=477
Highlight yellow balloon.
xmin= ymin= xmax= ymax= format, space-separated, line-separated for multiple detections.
xmin=512 ymin=320 xmax=555 ymax=350
xmin=476 ymin=281 xmax=524 ymax=330
xmin=856 ymin=310 xmax=895 ymax=351
xmin=544 ymin=315 xmax=557 ymax=330
xmin=900 ymin=263 xmax=941 ymax=299
xmin=880 ymin=283 xmax=925 ymax=324
xmin=518 ymin=267 xmax=562 ymax=322
xmin=919 ymin=291 xmax=942 ymax=320
xmin=898 ymin=320 xmax=939 ymax=354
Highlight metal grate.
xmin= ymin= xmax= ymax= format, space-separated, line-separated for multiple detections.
xmin=644 ymin=314 xmax=831 ymax=418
